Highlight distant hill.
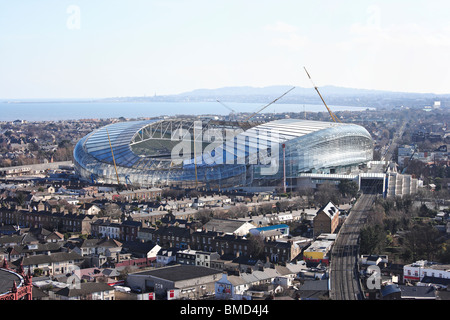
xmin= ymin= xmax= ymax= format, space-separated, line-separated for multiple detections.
xmin=176 ymin=85 xmax=447 ymax=98
xmin=100 ymin=85 xmax=450 ymax=109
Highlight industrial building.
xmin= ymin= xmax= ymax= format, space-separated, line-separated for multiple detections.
xmin=73 ymin=118 xmax=374 ymax=190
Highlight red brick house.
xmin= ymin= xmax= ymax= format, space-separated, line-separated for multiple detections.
xmin=313 ymin=201 xmax=340 ymax=235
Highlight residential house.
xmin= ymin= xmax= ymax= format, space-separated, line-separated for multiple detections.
xmin=79 ymin=203 xmax=101 ymax=216
xmin=313 ymin=201 xmax=340 ymax=235
xmin=137 ymin=226 xmax=156 ymax=243
xmin=44 ymin=230 xmax=65 ymax=243
xmin=12 ymin=251 xmax=84 ymax=276
xmin=214 ymin=265 xmax=297 ymax=300
xmin=5 ymin=242 xmax=65 ymax=262
xmin=156 ymin=248 xmax=179 ymax=266
xmin=176 ymin=249 xmax=197 ymax=266
xmin=72 ymin=267 xmax=122 ymax=285
xmin=121 ymin=241 xmax=161 ymax=259
xmin=91 ymin=219 xmax=121 ymax=240
xmin=152 ymin=225 xmax=192 ymax=249
xmin=192 ymin=195 xmax=232 ymax=209
xmin=195 ymin=251 xmax=220 ymax=268
xmin=51 ymin=282 xmax=115 ymax=300
xmin=0 ymin=233 xmax=39 ymax=249
xmin=0 ymin=209 xmax=99 ymax=234
xmin=0 ymin=224 xmax=21 ymax=236
xmin=110 ymin=188 xmax=162 ymax=202
xmin=72 ymin=238 xmax=123 ymax=268
xmin=264 ymin=240 xmax=296 ymax=264
xmin=119 ymin=219 xmax=143 ymax=242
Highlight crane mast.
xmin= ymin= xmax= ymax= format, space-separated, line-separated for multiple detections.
xmin=303 ymin=67 xmax=341 ymax=123
xmin=105 ymin=127 xmax=121 ymax=185
xmin=244 ymin=86 xmax=296 ymax=122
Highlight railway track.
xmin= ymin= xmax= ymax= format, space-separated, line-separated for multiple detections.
xmin=329 ymin=193 xmax=376 ymax=300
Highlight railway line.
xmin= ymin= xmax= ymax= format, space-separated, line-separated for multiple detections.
xmin=329 ymin=192 xmax=377 ymax=300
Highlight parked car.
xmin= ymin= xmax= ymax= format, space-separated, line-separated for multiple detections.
xmin=131 ymin=286 xmax=142 ymax=293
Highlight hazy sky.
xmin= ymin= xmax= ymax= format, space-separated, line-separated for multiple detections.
xmin=1 ymin=0 xmax=449 ymax=99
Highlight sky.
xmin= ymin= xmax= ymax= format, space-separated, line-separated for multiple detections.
xmin=1 ymin=0 xmax=450 ymax=99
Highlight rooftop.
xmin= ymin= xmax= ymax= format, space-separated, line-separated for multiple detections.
xmin=133 ymin=265 xmax=222 ymax=282
xmin=0 ymin=268 xmax=23 ymax=296
xmin=408 ymin=260 xmax=450 ymax=272
xmin=304 ymin=240 xmax=334 ymax=253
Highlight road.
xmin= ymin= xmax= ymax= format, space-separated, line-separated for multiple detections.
xmin=381 ymin=121 xmax=406 ymax=162
xmin=329 ymin=193 xmax=376 ymax=300
xmin=328 ymin=119 xmax=405 ymax=299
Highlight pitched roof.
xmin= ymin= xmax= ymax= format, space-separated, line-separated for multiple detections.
xmin=153 ymin=225 xmax=192 ymax=237
xmin=54 ymin=282 xmax=114 ymax=297
xmin=78 ymin=238 xmax=122 ymax=248
xmin=317 ymin=201 xmax=339 ymax=218
xmin=204 ymin=219 xmax=249 ymax=234
xmin=14 ymin=251 xmax=84 ymax=266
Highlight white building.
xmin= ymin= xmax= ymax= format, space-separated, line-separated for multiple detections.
xmin=403 ymin=260 xmax=450 ymax=282
xmin=214 ymin=265 xmax=299 ymax=300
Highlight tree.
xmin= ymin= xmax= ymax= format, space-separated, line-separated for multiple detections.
xmin=227 ymin=204 xmax=248 ymax=219
xmin=102 ymin=203 xmax=123 ymax=219
xmin=257 ymin=203 xmax=273 ymax=215
xmin=314 ymin=183 xmax=340 ymax=207
xmin=338 ymin=180 xmax=359 ymax=199
xmin=247 ymin=234 xmax=265 ymax=259
xmin=402 ymin=223 xmax=441 ymax=262
xmin=15 ymin=192 xmax=27 ymax=207
xmin=195 ymin=208 xmax=213 ymax=225
xmin=360 ymin=224 xmax=386 ymax=255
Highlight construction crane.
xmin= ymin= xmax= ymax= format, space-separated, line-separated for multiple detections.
xmin=303 ymin=66 xmax=341 ymax=123
xmin=193 ymin=86 xmax=296 ymax=189
xmin=105 ymin=127 xmax=121 ymax=186
xmin=216 ymin=99 xmax=236 ymax=121
xmin=244 ymin=86 xmax=296 ymax=122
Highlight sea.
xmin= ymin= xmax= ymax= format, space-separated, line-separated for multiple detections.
xmin=0 ymin=101 xmax=373 ymax=122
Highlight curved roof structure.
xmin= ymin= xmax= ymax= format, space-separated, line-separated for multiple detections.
xmin=73 ymin=118 xmax=373 ymax=188
xmin=82 ymin=120 xmax=157 ymax=169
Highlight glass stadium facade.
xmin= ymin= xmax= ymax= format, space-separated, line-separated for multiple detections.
xmin=73 ymin=118 xmax=373 ymax=189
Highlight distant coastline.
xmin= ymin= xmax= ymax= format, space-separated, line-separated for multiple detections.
xmin=2 ymin=84 xmax=448 ymax=112
xmin=0 ymin=101 xmax=374 ymax=122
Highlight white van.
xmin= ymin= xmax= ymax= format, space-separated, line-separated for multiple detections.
xmin=114 ymin=286 xmax=131 ymax=293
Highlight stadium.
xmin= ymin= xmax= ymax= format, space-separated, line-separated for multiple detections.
xmin=73 ymin=117 xmax=374 ymax=190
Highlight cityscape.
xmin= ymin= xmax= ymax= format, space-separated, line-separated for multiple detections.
xmin=0 ymin=1 xmax=449 ymax=315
